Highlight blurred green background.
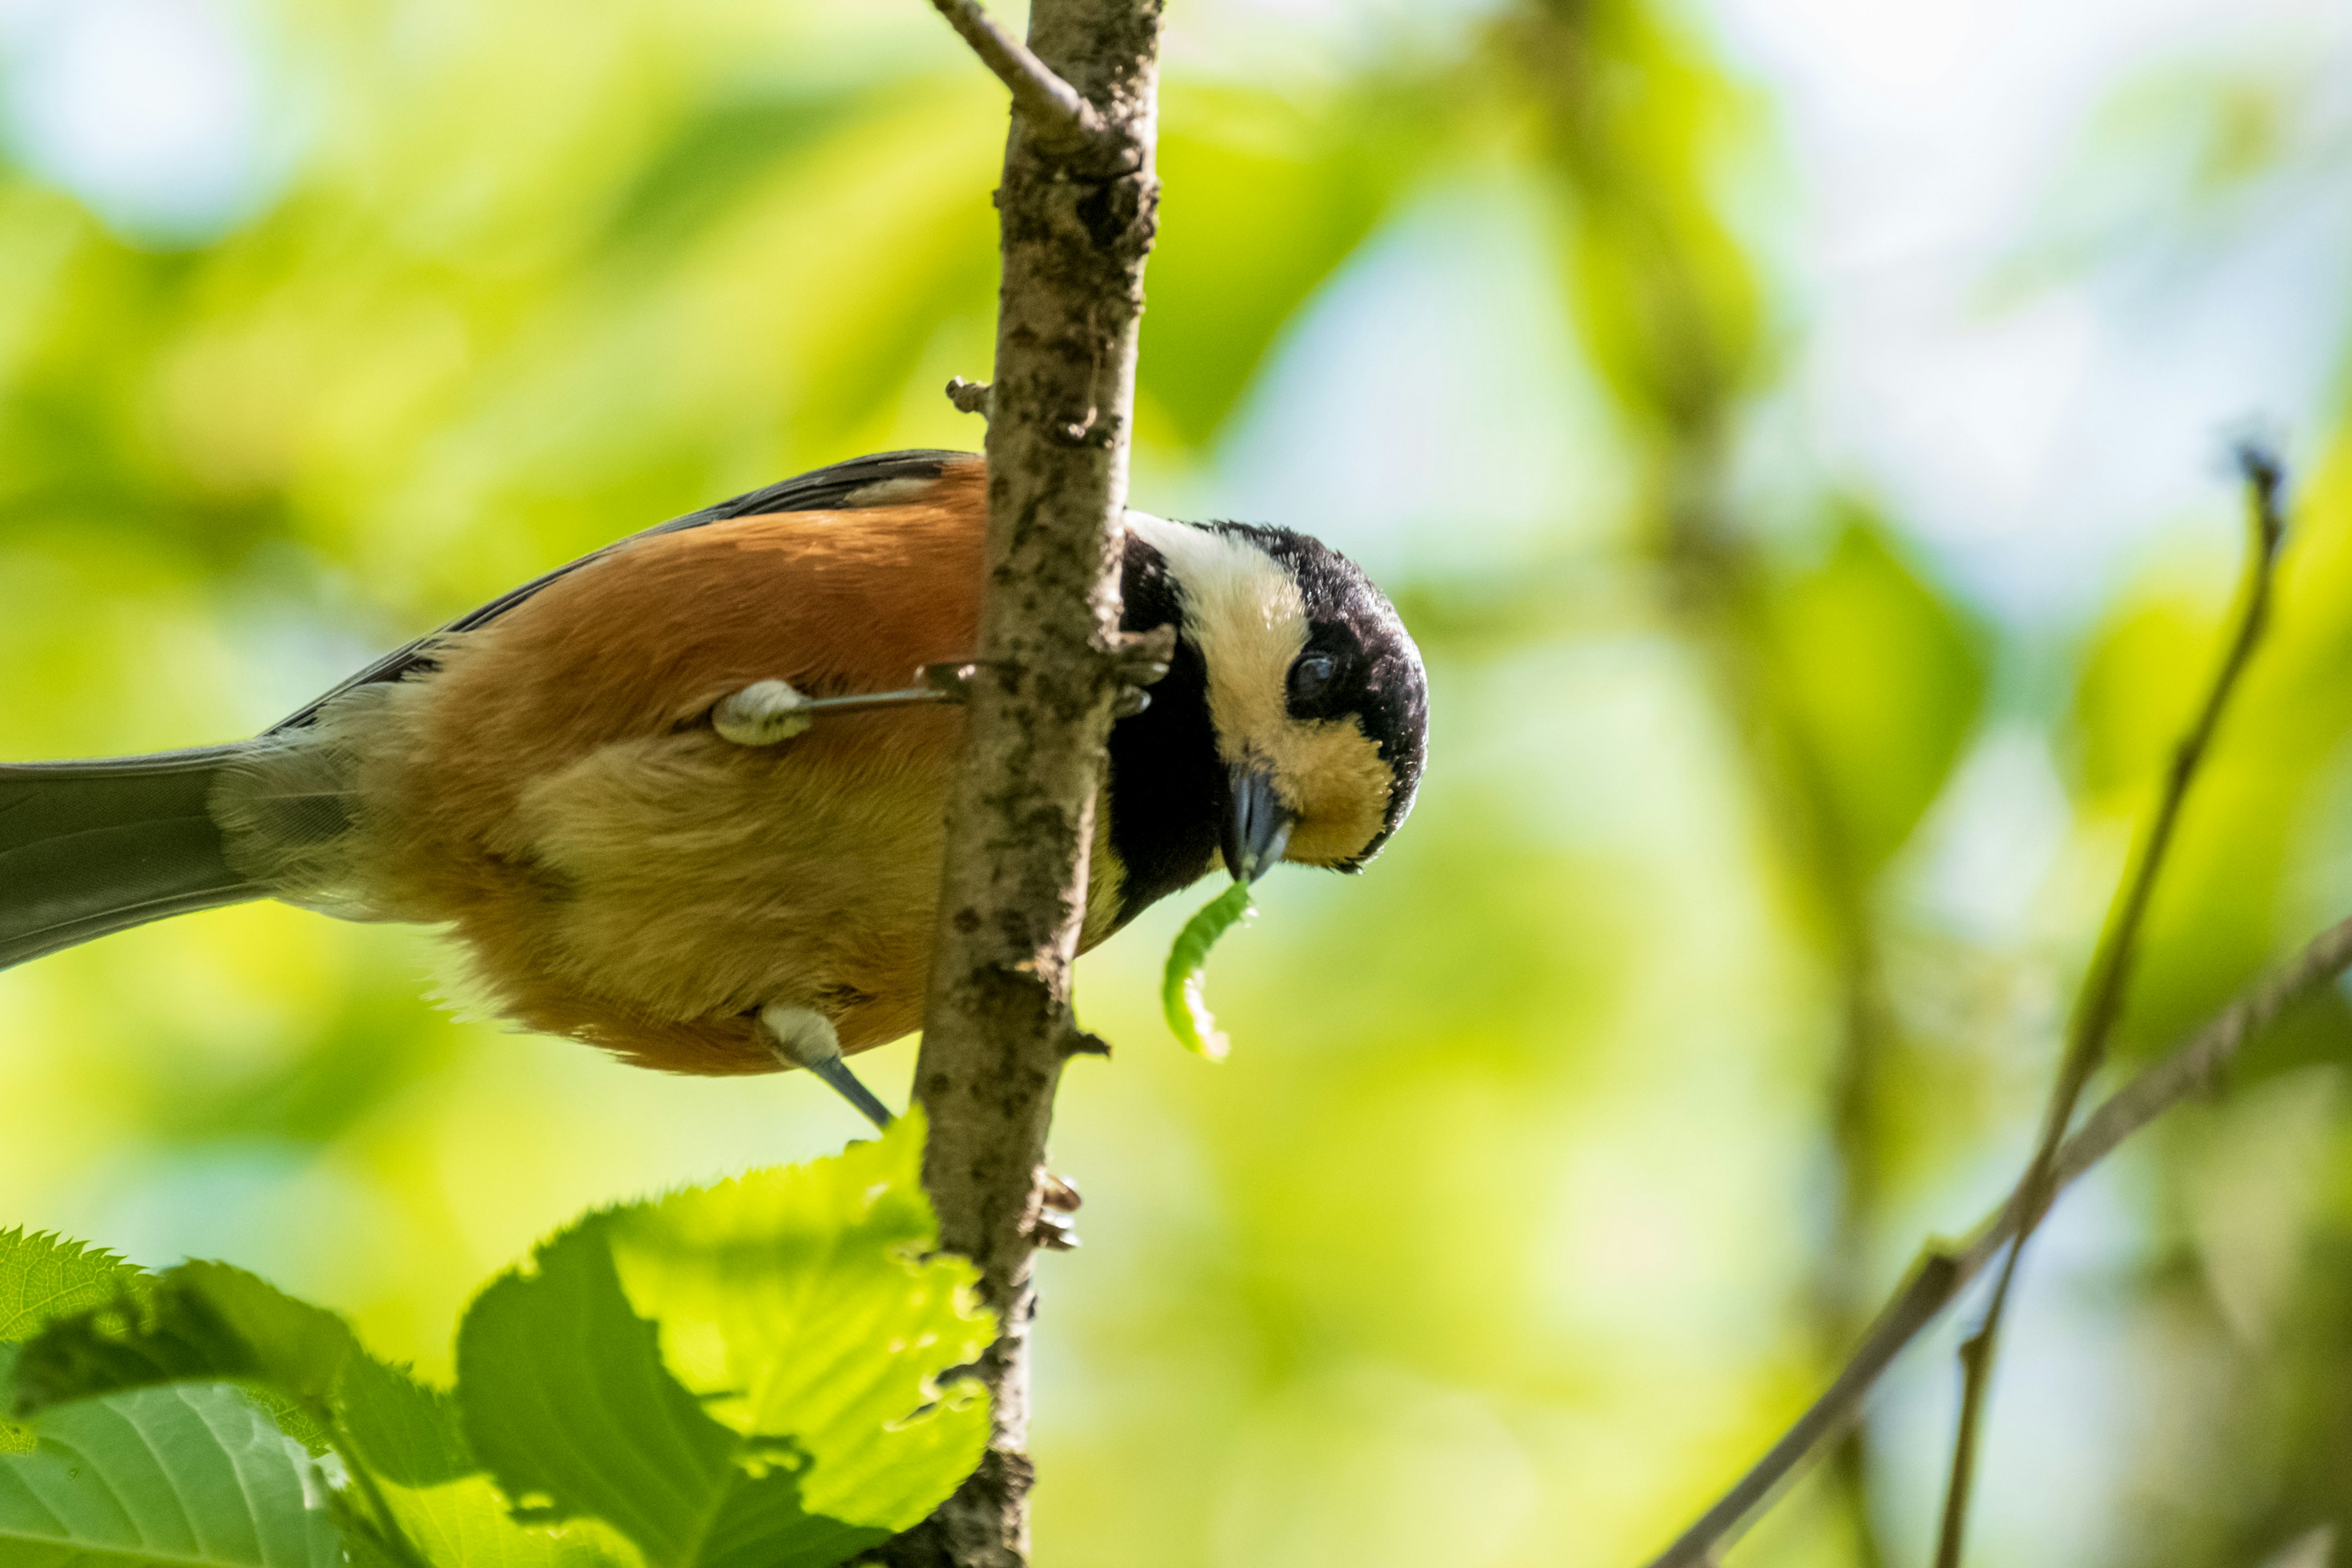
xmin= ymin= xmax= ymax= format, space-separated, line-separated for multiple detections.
xmin=4 ymin=0 xmax=2352 ymax=1561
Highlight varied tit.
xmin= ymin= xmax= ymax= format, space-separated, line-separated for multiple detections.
xmin=0 ymin=451 xmax=1429 ymax=1125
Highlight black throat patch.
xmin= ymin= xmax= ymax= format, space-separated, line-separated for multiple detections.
xmin=1105 ymin=531 xmax=1223 ymax=927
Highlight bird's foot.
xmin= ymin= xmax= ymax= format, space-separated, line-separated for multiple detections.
xmin=1104 ymin=625 xmax=1175 ymax=718
xmin=761 ymin=1004 xmax=892 ymax=1131
xmin=1027 ymin=1170 xmax=1082 ymax=1250
xmin=714 ymin=680 xmax=816 ymax=746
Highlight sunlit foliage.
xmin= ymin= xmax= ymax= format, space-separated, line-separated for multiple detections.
xmin=2 ymin=0 xmax=2350 ymax=1562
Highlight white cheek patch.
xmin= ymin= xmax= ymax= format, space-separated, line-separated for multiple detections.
xmin=1126 ymin=512 xmax=1308 ymax=763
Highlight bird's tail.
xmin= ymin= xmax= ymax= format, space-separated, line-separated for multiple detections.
xmin=0 ymin=745 xmax=266 ymax=971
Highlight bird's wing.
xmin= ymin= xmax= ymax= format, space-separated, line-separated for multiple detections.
xmin=270 ymin=449 xmax=978 ymax=732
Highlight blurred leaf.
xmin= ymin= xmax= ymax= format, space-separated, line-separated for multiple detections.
xmin=2070 ymin=578 xmax=2230 ymax=801
xmin=2182 ymin=1066 xmax=2340 ymax=1346
xmin=2062 ymin=537 xmax=2313 ymax=1055
xmin=2232 ymin=986 xmax=2352 ymax=1087
xmin=1145 ymin=83 xmax=1436 ymax=447
xmin=1767 ymin=510 xmax=1991 ymax=872
xmin=1991 ymin=60 xmax=2318 ymax=307
xmin=0 ymin=1382 xmax=344 ymax=1567
xmin=146 ymin=981 xmax=464 ymax=1149
xmin=600 ymin=81 xmax=899 ymax=257
xmin=1508 ymin=0 xmax=1765 ymax=434
xmin=459 ymin=1112 xmax=989 ymax=1567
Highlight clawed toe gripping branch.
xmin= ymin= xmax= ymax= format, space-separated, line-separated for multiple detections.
xmin=1646 ymin=448 xmax=2329 ymax=1568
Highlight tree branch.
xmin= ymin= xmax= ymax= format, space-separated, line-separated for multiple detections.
xmin=1931 ymin=445 xmax=2286 ymax=1567
xmin=924 ymin=0 xmax=1110 ymax=160
xmin=1640 ymin=880 xmax=2352 ymax=1565
xmin=869 ymin=2 xmax=1163 ymax=1566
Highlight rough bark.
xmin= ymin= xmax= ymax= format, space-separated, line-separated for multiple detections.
xmin=866 ymin=3 xmax=1164 ymax=1565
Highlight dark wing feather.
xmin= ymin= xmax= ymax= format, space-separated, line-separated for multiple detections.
xmin=270 ymin=449 xmax=974 ymax=731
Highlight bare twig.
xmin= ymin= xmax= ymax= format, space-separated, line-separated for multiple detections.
xmin=923 ymin=0 xmax=1108 ymax=160
xmin=1931 ymin=445 xmax=2287 ymax=1568
xmin=866 ymin=2 xmax=1163 ymax=1566
xmin=946 ymin=377 xmax=993 ymax=419
xmin=1642 ymin=905 xmax=2352 ymax=1568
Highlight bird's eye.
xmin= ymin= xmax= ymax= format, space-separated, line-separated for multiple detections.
xmin=1287 ymin=653 xmax=1337 ymax=707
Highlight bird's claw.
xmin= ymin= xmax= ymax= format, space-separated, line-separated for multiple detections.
xmin=1106 ymin=627 xmax=1174 ymax=720
xmin=921 ymin=662 xmax=983 ymax=703
xmin=1025 ymin=1170 xmax=1082 ymax=1250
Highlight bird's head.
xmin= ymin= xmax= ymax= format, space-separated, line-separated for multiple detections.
xmin=1113 ymin=513 xmax=1428 ymax=908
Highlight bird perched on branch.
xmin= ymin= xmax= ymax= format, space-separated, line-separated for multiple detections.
xmin=0 ymin=451 xmax=1428 ymax=1123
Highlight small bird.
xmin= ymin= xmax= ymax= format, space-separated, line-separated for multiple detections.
xmin=0 ymin=450 xmax=1428 ymax=1124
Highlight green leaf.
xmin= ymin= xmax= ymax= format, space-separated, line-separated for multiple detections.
xmin=5 ymin=1261 xmax=358 ymax=1566
xmin=9 ymin=1253 xmax=642 ymax=1566
xmin=10 ymin=1261 xmax=356 ymax=1431
xmin=0 ymin=1229 xmax=146 ymax=1345
xmin=1163 ymin=880 xmax=1256 ymax=1060
xmin=334 ymin=1349 xmax=643 ymax=1566
xmin=0 ymin=1349 xmax=25 ymax=1456
xmin=459 ymin=1215 xmax=779 ymax=1562
xmin=457 ymin=1112 xmax=990 ymax=1568
xmin=336 ymin=1349 xmax=474 ymax=1490
xmin=10 ymin=1254 xmax=460 ymax=1477
xmin=603 ymin=1110 xmax=992 ymax=1536
xmin=0 ymin=1381 xmax=343 ymax=1567
xmin=361 ymin=1474 xmax=643 ymax=1568
xmin=0 ymin=1229 xmax=151 ymax=1453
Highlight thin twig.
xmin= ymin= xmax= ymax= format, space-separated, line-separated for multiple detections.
xmin=1931 ymin=445 xmax=2287 ymax=1567
xmin=1642 ymin=905 xmax=2352 ymax=1568
xmin=924 ymin=0 xmax=1106 ymax=157
xmin=946 ymin=377 xmax=994 ymax=419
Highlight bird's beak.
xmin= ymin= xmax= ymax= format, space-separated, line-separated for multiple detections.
xmin=1222 ymin=763 xmax=1295 ymax=883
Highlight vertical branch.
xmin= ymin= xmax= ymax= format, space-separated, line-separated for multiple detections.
xmin=1931 ymin=447 xmax=2288 ymax=1567
xmin=875 ymin=2 xmax=1163 ymax=1566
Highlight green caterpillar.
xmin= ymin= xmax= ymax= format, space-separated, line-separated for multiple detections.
xmin=1162 ymin=880 xmax=1256 ymax=1060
